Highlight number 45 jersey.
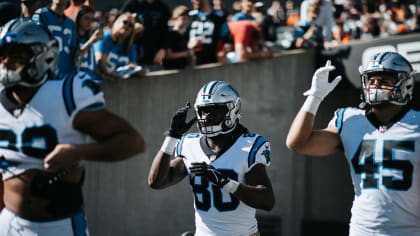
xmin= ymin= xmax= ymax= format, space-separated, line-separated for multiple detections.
xmin=0 ymin=72 xmax=104 ymax=180
xmin=176 ymin=132 xmax=271 ymax=236
xmin=330 ymin=107 xmax=420 ymax=235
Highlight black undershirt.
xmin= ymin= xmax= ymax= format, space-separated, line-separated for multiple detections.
xmin=365 ymin=105 xmax=411 ymax=132
xmin=199 ymin=123 xmax=249 ymax=161
xmin=0 ymin=89 xmax=26 ymax=117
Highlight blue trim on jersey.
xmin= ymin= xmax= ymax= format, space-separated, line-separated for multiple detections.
xmin=248 ymin=136 xmax=267 ymax=167
xmin=336 ymin=108 xmax=345 ymax=134
xmin=63 ymin=73 xmax=76 ymax=116
xmin=0 ymin=158 xmax=20 ymax=169
xmin=71 ymin=211 xmax=87 ymax=236
xmin=176 ymin=135 xmax=186 ymax=156
xmin=82 ymin=102 xmax=105 ymax=112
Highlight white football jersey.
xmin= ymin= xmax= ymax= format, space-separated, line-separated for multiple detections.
xmin=176 ymin=132 xmax=271 ymax=236
xmin=330 ymin=107 xmax=420 ymax=236
xmin=0 ymin=72 xmax=104 ymax=180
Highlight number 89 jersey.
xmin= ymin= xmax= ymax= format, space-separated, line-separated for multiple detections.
xmin=176 ymin=132 xmax=271 ymax=236
xmin=0 ymin=72 xmax=104 ymax=180
xmin=330 ymin=107 xmax=420 ymax=235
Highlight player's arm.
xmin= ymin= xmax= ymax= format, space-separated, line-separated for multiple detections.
xmin=148 ymin=152 xmax=187 ymax=189
xmin=234 ymin=164 xmax=274 ymax=211
xmin=148 ymin=103 xmax=196 ymax=189
xmin=286 ymin=60 xmax=342 ymax=156
xmin=44 ymin=108 xmax=146 ymax=170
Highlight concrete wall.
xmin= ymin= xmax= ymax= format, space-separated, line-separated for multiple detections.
xmin=83 ymin=49 xmax=358 ymax=236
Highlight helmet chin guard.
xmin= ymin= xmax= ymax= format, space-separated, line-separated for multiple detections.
xmin=194 ymin=81 xmax=241 ymax=137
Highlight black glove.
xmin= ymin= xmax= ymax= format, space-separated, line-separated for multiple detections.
xmin=168 ymin=102 xmax=197 ymax=139
xmin=189 ymin=162 xmax=229 ymax=188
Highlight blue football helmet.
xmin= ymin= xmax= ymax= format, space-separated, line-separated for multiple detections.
xmin=0 ymin=18 xmax=59 ymax=87
xmin=194 ymin=81 xmax=241 ymax=137
xmin=359 ymin=51 xmax=414 ymax=106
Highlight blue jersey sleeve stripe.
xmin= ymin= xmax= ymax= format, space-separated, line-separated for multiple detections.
xmin=63 ymin=73 xmax=76 ymax=116
xmin=336 ymin=108 xmax=345 ymax=134
xmin=248 ymin=136 xmax=267 ymax=167
xmin=71 ymin=211 xmax=87 ymax=236
xmin=176 ymin=136 xmax=186 ymax=156
xmin=82 ymin=102 xmax=105 ymax=112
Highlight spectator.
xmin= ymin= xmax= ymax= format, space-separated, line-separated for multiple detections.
xmin=94 ymin=12 xmax=143 ymax=79
xmin=33 ymin=0 xmax=78 ymax=76
xmin=294 ymin=3 xmax=323 ymax=49
xmin=213 ymin=0 xmax=230 ymax=19
xmin=252 ymin=2 xmax=278 ymax=43
xmin=232 ymin=0 xmax=242 ymax=15
xmin=227 ymin=20 xmax=272 ymax=62
xmin=103 ymin=8 xmax=119 ymax=31
xmin=332 ymin=19 xmax=351 ymax=44
xmin=410 ymin=7 xmax=420 ymax=32
xmin=162 ymin=5 xmax=195 ymax=70
xmin=300 ymin=0 xmax=334 ymax=42
xmin=187 ymin=0 xmax=230 ymax=65
xmin=64 ymin=0 xmax=95 ymax=21
xmin=0 ymin=2 xmax=20 ymax=25
xmin=231 ymin=0 xmax=255 ymax=21
xmin=75 ymin=5 xmax=103 ymax=80
xmin=120 ymin=0 xmax=171 ymax=68
xmin=360 ymin=16 xmax=380 ymax=40
xmin=267 ymin=0 xmax=286 ymax=25
xmin=341 ymin=2 xmax=363 ymax=40
xmin=285 ymin=0 xmax=300 ymax=27
xmin=21 ymin=0 xmax=46 ymax=18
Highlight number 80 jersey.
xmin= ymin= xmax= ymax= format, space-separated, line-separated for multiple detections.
xmin=176 ymin=132 xmax=271 ymax=236
xmin=330 ymin=107 xmax=420 ymax=235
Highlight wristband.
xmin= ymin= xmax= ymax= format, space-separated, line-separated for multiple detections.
xmin=160 ymin=136 xmax=179 ymax=155
xmin=301 ymin=95 xmax=322 ymax=115
xmin=222 ymin=180 xmax=240 ymax=194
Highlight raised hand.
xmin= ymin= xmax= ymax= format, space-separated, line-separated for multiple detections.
xmin=168 ymin=102 xmax=197 ymax=139
xmin=303 ymin=60 xmax=342 ymax=100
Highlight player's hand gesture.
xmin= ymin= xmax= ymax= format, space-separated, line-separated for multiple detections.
xmin=189 ymin=162 xmax=229 ymax=188
xmin=168 ymin=102 xmax=197 ymax=139
xmin=304 ymin=60 xmax=342 ymax=100
xmin=44 ymin=144 xmax=81 ymax=171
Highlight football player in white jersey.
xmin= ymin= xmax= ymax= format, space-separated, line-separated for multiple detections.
xmin=0 ymin=19 xmax=146 ymax=235
xmin=148 ymin=81 xmax=275 ymax=236
xmin=286 ymin=52 xmax=420 ymax=236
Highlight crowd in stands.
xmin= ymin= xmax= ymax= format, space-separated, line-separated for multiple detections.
xmin=0 ymin=0 xmax=418 ymax=79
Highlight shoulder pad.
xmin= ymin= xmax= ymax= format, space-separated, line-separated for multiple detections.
xmin=189 ymin=10 xmax=199 ymax=16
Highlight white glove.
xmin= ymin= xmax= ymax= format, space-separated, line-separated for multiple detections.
xmin=303 ymin=60 xmax=342 ymax=100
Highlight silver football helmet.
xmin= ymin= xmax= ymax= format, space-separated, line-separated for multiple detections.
xmin=359 ymin=51 xmax=414 ymax=106
xmin=0 ymin=18 xmax=58 ymax=87
xmin=194 ymin=81 xmax=241 ymax=137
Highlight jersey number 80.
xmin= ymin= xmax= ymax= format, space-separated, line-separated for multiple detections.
xmin=190 ymin=169 xmax=240 ymax=212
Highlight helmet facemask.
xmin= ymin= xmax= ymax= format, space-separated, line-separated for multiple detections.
xmin=195 ymin=102 xmax=239 ymax=137
xmin=361 ymin=71 xmax=414 ymax=106
xmin=194 ymin=81 xmax=241 ymax=137
xmin=359 ymin=52 xmax=415 ymax=107
xmin=0 ymin=19 xmax=59 ymax=88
